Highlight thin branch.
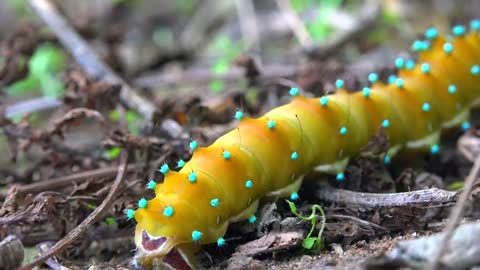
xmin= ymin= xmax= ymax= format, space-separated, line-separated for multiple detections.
xmin=316 ymin=186 xmax=458 ymax=208
xmin=329 ymin=214 xmax=390 ymax=233
xmin=274 ymin=0 xmax=313 ymax=47
xmin=19 ymin=151 xmax=129 ymax=270
xmin=427 ymin=155 xmax=480 ymax=270
xmin=28 ymin=0 xmax=157 ymax=122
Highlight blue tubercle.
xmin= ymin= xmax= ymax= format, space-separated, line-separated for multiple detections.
xmin=335 ymin=79 xmax=344 ymax=89
xmin=405 ymin=60 xmax=415 ymax=70
xmin=210 ymin=198 xmax=220 ymax=208
xmin=267 ymin=119 xmax=276 ymax=129
xmin=189 ymin=140 xmax=198 ymax=151
xmin=472 ymin=19 xmax=480 ymax=31
xmin=188 ymin=172 xmax=198 ymax=182
xmin=471 ymin=65 xmax=480 ymax=75
xmin=290 ymin=192 xmax=300 ymax=201
xmin=126 ymin=209 xmax=135 ymax=219
xmin=412 ymin=40 xmax=429 ymax=51
xmin=177 ymin=159 xmax=185 ymax=168
xmin=368 ymin=73 xmax=378 ymax=83
xmin=395 ymin=78 xmax=404 ymax=88
xmin=395 ymin=58 xmax=405 ymax=69
xmin=217 ymin=238 xmax=226 ymax=247
xmin=421 ymin=63 xmax=430 ymax=73
xmin=382 ymin=119 xmax=390 ymax=128
xmin=336 ymin=173 xmax=345 ymax=181
xmin=383 ymin=155 xmax=391 ymax=165
xmin=192 ymin=230 xmax=203 ymax=241
xmin=425 ymin=27 xmax=438 ymax=39
xmin=448 ymin=84 xmax=457 ymax=94
xmin=291 ymin=152 xmax=299 ymax=160
xmin=289 ymin=87 xmax=299 ymax=96
xmin=452 ymin=25 xmax=466 ymax=36
xmin=320 ymin=96 xmax=329 ymax=106
xmin=245 ymin=180 xmax=253 ymax=188
xmin=388 ymin=75 xmax=397 ymax=84
xmin=362 ymin=87 xmax=371 ymax=98
xmin=163 ymin=206 xmax=174 ymax=217
xmin=443 ymin=42 xmax=453 ymax=54
xmin=422 ymin=103 xmax=431 ymax=112
xmin=339 ymin=126 xmax=348 ymax=135
xmin=159 ymin=164 xmax=169 ymax=174
xmin=462 ymin=121 xmax=471 ymax=130
xmin=249 ymin=215 xmax=257 ymax=223
xmin=235 ymin=110 xmax=244 ymax=120
xmin=147 ymin=180 xmax=156 ymax=189
xmin=138 ymin=198 xmax=147 ymax=209
xmin=223 ymin=151 xmax=232 ymax=160
xmin=431 ymin=144 xmax=440 ymax=154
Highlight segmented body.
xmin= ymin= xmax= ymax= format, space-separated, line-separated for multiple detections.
xmin=128 ymin=21 xmax=480 ymax=269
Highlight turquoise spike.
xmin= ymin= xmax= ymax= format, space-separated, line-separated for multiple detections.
xmin=395 ymin=58 xmax=405 ymax=69
xmin=421 ymin=63 xmax=430 ymax=73
xmin=443 ymin=42 xmax=453 ymax=54
xmin=335 ymin=79 xmax=344 ymax=89
xmin=291 ymin=152 xmax=298 ymax=160
xmin=126 ymin=209 xmax=135 ymax=219
xmin=192 ymin=230 xmax=203 ymax=241
xmin=368 ymin=73 xmax=378 ymax=83
xmin=395 ymin=78 xmax=404 ymax=88
xmin=422 ymin=103 xmax=431 ymax=112
xmin=267 ymin=119 xmax=276 ymax=129
xmin=189 ymin=140 xmax=198 ymax=151
xmin=138 ymin=198 xmax=147 ymax=208
xmin=362 ymin=87 xmax=371 ymax=98
xmin=177 ymin=159 xmax=185 ymax=168
xmin=405 ymin=60 xmax=415 ymax=70
xmin=217 ymin=238 xmax=226 ymax=247
xmin=223 ymin=151 xmax=232 ymax=160
xmin=425 ymin=27 xmax=438 ymax=39
xmin=290 ymin=192 xmax=300 ymax=201
xmin=163 ymin=206 xmax=174 ymax=217
xmin=320 ymin=96 xmax=329 ymax=106
xmin=147 ymin=180 xmax=156 ymax=189
xmin=210 ymin=198 xmax=220 ymax=208
xmin=188 ymin=172 xmax=198 ymax=182
xmin=471 ymin=19 xmax=480 ymax=31
xmin=336 ymin=173 xmax=345 ymax=181
xmin=462 ymin=121 xmax=471 ymax=130
xmin=388 ymin=75 xmax=397 ymax=84
xmin=159 ymin=164 xmax=169 ymax=174
xmin=245 ymin=180 xmax=253 ymax=188
xmin=339 ymin=126 xmax=348 ymax=135
xmin=452 ymin=25 xmax=466 ymax=36
xmin=471 ymin=65 xmax=480 ymax=75
xmin=235 ymin=110 xmax=244 ymax=120
xmin=448 ymin=84 xmax=457 ymax=94
xmin=383 ymin=155 xmax=391 ymax=164
xmin=382 ymin=119 xmax=390 ymax=128
xmin=249 ymin=215 xmax=257 ymax=223
xmin=431 ymin=144 xmax=440 ymax=154
xmin=289 ymin=87 xmax=299 ymax=96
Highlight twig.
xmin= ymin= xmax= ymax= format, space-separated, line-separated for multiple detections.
xmin=19 ymin=151 xmax=129 ymax=270
xmin=28 ymin=0 xmax=157 ymax=122
xmin=36 ymin=242 xmax=70 ymax=270
xmin=316 ymin=186 xmax=458 ymax=208
xmin=4 ymin=97 xmax=62 ymax=118
xmin=427 ymin=155 xmax=480 ymax=270
xmin=329 ymin=214 xmax=390 ymax=233
xmin=234 ymin=0 xmax=261 ymax=56
xmin=303 ymin=1 xmax=381 ymax=60
xmin=274 ymin=0 xmax=313 ymax=47
xmin=133 ymin=64 xmax=298 ymax=89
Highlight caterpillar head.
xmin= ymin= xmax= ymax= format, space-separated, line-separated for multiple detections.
xmin=130 ymin=194 xmax=198 ymax=269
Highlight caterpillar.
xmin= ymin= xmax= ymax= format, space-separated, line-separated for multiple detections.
xmin=127 ymin=21 xmax=480 ymax=269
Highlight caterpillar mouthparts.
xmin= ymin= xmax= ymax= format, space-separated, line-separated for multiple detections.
xmin=128 ymin=20 xmax=480 ymax=269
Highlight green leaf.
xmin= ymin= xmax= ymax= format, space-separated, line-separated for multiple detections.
xmin=208 ymin=79 xmax=225 ymax=93
xmin=103 ymin=147 xmax=122 ymax=160
xmin=302 ymin=237 xmax=317 ymax=249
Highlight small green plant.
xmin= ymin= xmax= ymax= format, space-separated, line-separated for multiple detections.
xmin=7 ymin=43 xmax=66 ymax=98
xmin=287 ymin=200 xmax=326 ymax=252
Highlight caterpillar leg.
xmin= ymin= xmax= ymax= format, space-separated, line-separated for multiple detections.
xmin=313 ymin=158 xmax=349 ymax=175
xmin=266 ymin=175 xmax=304 ymax=199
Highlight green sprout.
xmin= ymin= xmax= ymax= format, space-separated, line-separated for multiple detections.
xmin=287 ymin=200 xmax=326 ymax=252
xmin=7 ymin=43 xmax=66 ymax=98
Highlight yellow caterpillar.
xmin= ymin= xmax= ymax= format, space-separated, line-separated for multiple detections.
xmin=127 ymin=21 xmax=480 ymax=269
